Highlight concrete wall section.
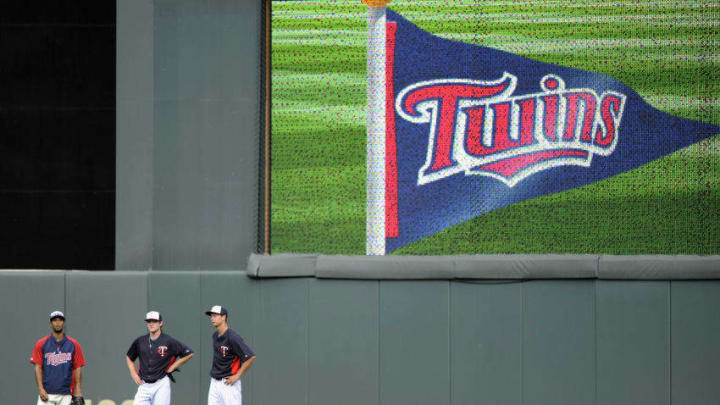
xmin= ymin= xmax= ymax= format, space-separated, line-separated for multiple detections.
xmin=151 ymin=0 xmax=260 ymax=269
xmin=597 ymin=281 xmax=670 ymax=405
xmin=116 ymin=0 xmax=261 ymax=270
xmin=671 ymin=282 xmax=720 ymax=405
xmin=523 ymin=281 xmax=596 ymax=405
xmin=380 ymin=282 xmax=450 ymax=405
xmin=451 ymin=281 xmax=522 ymax=405
xmin=253 ymin=278 xmax=308 ymax=404
xmin=307 ymin=280 xmax=379 ymax=405
xmin=116 ymin=0 xmax=154 ymax=270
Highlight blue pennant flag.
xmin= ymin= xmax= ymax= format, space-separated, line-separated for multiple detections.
xmin=377 ymin=8 xmax=719 ymax=254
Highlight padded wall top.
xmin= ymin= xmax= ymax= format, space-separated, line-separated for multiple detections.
xmin=248 ymin=253 xmax=720 ymax=280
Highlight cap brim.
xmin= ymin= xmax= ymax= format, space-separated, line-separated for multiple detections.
xmin=205 ymin=311 xmax=222 ymax=315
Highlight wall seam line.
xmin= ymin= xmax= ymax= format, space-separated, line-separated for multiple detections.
xmin=198 ymin=273 xmax=204 ymax=405
xmin=378 ymin=280 xmax=381 ymax=405
xmin=447 ymin=280 xmax=452 ymax=405
xmin=668 ymin=281 xmax=672 ymax=405
xmin=521 ymin=280 xmax=524 ymax=405
xmin=64 ymin=271 xmax=68 ymax=324
xmin=448 ymin=281 xmax=452 ymax=405
xmin=305 ymin=278 xmax=309 ymax=405
xmin=594 ymin=280 xmax=598 ymax=405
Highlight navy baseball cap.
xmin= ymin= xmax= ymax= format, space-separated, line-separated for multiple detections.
xmin=49 ymin=311 xmax=65 ymax=321
xmin=205 ymin=305 xmax=228 ymax=316
xmin=145 ymin=311 xmax=163 ymax=322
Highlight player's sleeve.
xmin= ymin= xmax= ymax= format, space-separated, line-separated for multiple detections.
xmin=67 ymin=337 xmax=86 ymax=369
xmin=126 ymin=338 xmax=139 ymax=361
xmin=231 ymin=335 xmax=255 ymax=361
xmin=30 ymin=336 xmax=48 ymax=365
xmin=170 ymin=337 xmax=194 ymax=358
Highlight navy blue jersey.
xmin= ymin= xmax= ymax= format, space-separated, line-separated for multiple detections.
xmin=210 ymin=329 xmax=254 ymax=379
xmin=127 ymin=333 xmax=193 ymax=382
xmin=30 ymin=335 xmax=85 ymax=395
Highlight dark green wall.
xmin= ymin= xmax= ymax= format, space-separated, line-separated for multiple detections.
xmin=116 ymin=0 xmax=261 ymax=270
xmin=3 ymin=271 xmax=720 ymax=405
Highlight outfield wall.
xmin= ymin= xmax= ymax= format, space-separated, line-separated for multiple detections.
xmin=3 ymin=270 xmax=720 ymax=405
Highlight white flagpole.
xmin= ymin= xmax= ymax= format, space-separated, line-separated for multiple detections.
xmin=366 ymin=5 xmax=387 ymax=255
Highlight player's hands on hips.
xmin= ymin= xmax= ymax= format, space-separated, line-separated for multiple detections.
xmin=224 ymin=373 xmax=240 ymax=385
xmin=132 ymin=373 xmax=143 ymax=385
xmin=38 ymin=387 xmax=49 ymax=402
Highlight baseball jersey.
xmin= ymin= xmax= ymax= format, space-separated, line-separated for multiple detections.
xmin=210 ymin=329 xmax=254 ymax=379
xmin=30 ymin=335 xmax=86 ymax=395
xmin=127 ymin=333 xmax=193 ymax=382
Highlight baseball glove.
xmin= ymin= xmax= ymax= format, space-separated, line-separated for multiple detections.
xmin=70 ymin=397 xmax=85 ymax=405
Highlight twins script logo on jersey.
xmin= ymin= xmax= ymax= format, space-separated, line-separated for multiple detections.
xmin=45 ymin=352 xmax=72 ymax=366
xmin=157 ymin=346 xmax=168 ymax=357
xmin=396 ymin=73 xmax=626 ymax=187
xmin=219 ymin=346 xmax=230 ymax=357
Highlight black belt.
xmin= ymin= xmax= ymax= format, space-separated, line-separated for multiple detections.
xmin=143 ymin=376 xmax=163 ymax=384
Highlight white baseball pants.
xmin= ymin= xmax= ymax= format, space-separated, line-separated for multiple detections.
xmin=37 ymin=394 xmax=71 ymax=405
xmin=133 ymin=375 xmax=171 ymax=405
xmin=207 ymin=377 xmax=242 ymax=405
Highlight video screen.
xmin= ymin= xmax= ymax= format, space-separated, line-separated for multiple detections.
xmin=271 ymin=0 xmax=719 ymax=255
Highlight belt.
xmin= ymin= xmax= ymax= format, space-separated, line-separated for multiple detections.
xmin=143 ymin=376 xmax=164 ymax=384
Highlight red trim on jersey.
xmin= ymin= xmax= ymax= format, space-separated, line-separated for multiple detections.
xmin=230 ymin=356 xmax=241 ymax=375
xmin=67 ymin=336 xmax=86 ymax=369
xmin=30 ymin=335 xmax=51 ymax=365
xmin=166 ymin=356 xmax=176 ymax=371
xmin=67 ymin=336 xmax=84 ymax=396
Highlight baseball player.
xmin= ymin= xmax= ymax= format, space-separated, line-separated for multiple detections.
xmin=30 ymin=311 xmax=86 ymax=405
xmin=205 ymin=305 xmax=256 ymax=405
xmin=125 ymin=311 xmax=195 ymax=405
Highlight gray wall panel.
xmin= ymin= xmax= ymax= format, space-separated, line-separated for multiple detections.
xmin=151 ymin=0 xmax=259 ymax=270
xmin=200 ymin=272 xmax=259 ymax=405
xmin=451 ymin=281 xmax=522 ymax=405
xmin=254 ymin=278 xmax=308 ymax=405
xmin=307 ymin=279 xmax=379 ymax=405
xmin=66 ymin=272 xmax=147 ymax=405
xmin=0 ymin=271 xmax=65 ymax=405
xmin=117 ymin=0 xmax=261 ymax=269
xmin=671 ymin=281 xmax=720 ymax=405
xmin=116 ymin=0 xmax=154 ymax=270
xmin=379 ymin=281 xmax=450 ymax=405
xmin=597 ymin=281 xmax=669 ymax=405
xmin=148 ymin=272 xmax=203 ymax=404
xmin=523 ymin=281 xmax=595 ymax=405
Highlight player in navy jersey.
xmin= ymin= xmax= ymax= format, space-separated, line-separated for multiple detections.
xmin=125 ymin=311 xmax=195 ymax=405
xmin=30 ymin=311 xmax=86 ymax=405
xmin=205 ymin=305 xmax=256 ymax=405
